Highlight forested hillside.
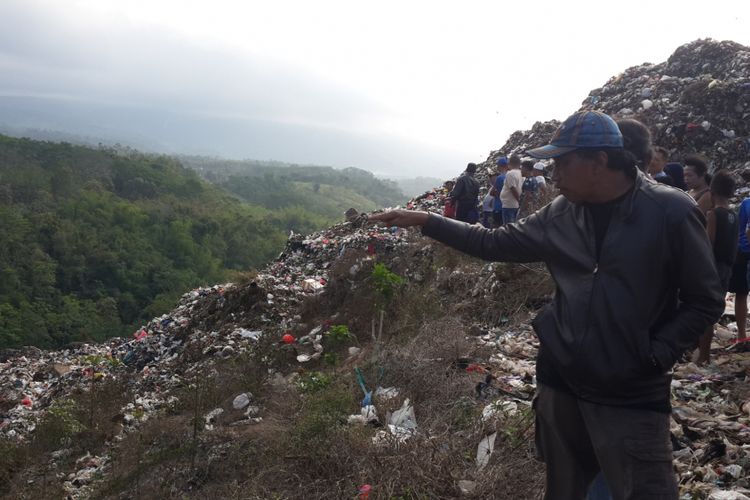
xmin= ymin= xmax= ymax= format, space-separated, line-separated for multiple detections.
xmin=0 ymin=137 xmax=393 ymax=349
xmin=179 ymin=156 xmax=407 ymax=218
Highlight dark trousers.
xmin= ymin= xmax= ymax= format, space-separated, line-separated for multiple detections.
xmin=502 ymin=207 xmax=519 ymax=225
xmin=534 ymin=384 xmax=678 ymax=500
xmin=455 ymin=201 xmax=478 ymax=224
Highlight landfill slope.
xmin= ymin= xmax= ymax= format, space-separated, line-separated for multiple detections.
xmin=2 ymin=38 xmax=750 ymax=499
xmin=484 ymin=38 xmax=750 ymax=176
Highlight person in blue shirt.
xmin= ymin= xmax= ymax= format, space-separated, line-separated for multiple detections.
xmin=492 ymin=157 xmax=508 ymax=227
xmin=649 ymin=147 xmax=676 ymax=187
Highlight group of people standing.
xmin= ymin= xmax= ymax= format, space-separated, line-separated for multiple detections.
xmin=443 ymin=155 xmax=547 ymax=227
xmin=642 ymin=140 xmax=746 ymax=366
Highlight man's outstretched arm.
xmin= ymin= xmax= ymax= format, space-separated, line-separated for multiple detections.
xmin=369 ymin=209 xmax=549 ymax=263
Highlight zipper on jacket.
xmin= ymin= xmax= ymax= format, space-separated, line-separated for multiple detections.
xmin=577 ymin=208 xmax=599 ymax=349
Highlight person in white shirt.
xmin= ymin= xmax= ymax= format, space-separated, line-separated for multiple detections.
xmin=499 ymin=155 xmax=523 ymax=224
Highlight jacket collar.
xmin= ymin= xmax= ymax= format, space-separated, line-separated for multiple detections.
xmin=568 ymin=170 xmax=644 ymax=222
xmin=618 ymin=171 xmax=647 ymax=221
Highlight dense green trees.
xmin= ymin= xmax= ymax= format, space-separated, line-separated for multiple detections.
xmin=0 ymin=137 xmax=287 ymax=348
xmin=0 ymin=137 xmax=407 ymax=349
xmin=179 ymin=156 xmax=407 ymax=218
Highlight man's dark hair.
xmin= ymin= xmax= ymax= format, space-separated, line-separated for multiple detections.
xmin=653 ymin=146 xmax=669 ymax=161
xmin=575 ymin=148 xmax=638 ymax=179
xmin=521 ymin=160 xmax=535 ymax=170
xmin=684 ymin=154 xmax=709 ymax=179
xmin=616 ymin=118 xmax=652 ymax=172
xmin=710 ymin=169 xmax=736 ymax=199
xmin=465 ymin=162 xmax=478 ymax=173
xmin=508 ymin=155 xmax=521 ymax=166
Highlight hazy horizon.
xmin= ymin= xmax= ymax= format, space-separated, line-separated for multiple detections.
xmin=1 ymin=1 xmax=748 ymax=178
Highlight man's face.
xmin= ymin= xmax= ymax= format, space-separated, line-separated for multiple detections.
xmin=551 ymin=151 xmax=599 ymax=203
xmin=684 ymin=166 xmax=701 ymax=190
xmin=648 ymin=152 xmax=667 ymax=175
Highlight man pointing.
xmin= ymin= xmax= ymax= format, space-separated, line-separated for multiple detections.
xmin=370 ymin=111 xmax=723 ymax=499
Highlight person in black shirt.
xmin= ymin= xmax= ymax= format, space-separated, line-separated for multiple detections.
xmin=665 ymin=162 xmax=688 ymax=191
xmin=696 ymin=170 xmax=739 ymax=365
xmin=449 ymin=163 xmax=480 ymax=223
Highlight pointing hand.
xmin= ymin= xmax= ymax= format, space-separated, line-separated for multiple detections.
xmin=368 ymin=210 xmax=430 ymax=228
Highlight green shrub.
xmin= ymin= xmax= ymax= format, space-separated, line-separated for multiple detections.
xmin=293 ymin=383 xmax=355 ymax=446
xmin=34 ymin=398 xmax=84 ymax=449
xmin=297 ymin=372 xmax=332 ymax=394
xmin=325 ymin=324 xmax=354 ymax=344
xmin=371 ymin=263 xmax=405 ymax=307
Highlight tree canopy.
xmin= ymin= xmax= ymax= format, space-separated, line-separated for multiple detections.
xmin=0 ymin=137 xmax=402 ymax=349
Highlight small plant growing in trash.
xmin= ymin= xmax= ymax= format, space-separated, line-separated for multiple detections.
xmin=326 ymin=324 xmax=354 ymax=343
xmin=372 ymin=263 xmax=406 ymax=310
xmin=297 ymin=371 xmax=332 ymax=393
xmin=36 ymin=398 xmax=84 ymax=447
xmin=371 ymin=263 xmax=405 ymax=305
xmin=323 ymin=353 xmax=339 ymax=366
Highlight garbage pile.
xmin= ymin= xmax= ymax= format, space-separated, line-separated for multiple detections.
xmin=264 ymin=218 xmax=411 ymax=321
xmin=0 ymin=216 xmax=415 ymax=497
xmin=483 ymin=39 xmax=750 ymax=176
xmin=0 ymin=223 xmax=411 ymax=435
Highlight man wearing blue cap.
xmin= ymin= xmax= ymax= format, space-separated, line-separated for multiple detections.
xmin=370 ymin=110 xmax=723 ymax=499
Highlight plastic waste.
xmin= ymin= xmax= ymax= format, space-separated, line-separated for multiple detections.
xmin=388 ymin=399 xmax=417 ymax=430
xmin=235 ymin=328 xmax=262 ymax=341
xmin=374 ymin=386 xmax=399 ymax=401
xmin=476 ymin=432 xmax=497 ymax=469
xmin=358 ymin=484 xmax=372 ymax=499
xmin=204 ymin=408 xmax=223 ymax=431
xmin=709 ymin=491 xmax=750 ymax=500
xmin=458 ymin=480 xmax=477 ymax=495
xmin=232 ymin=393 xmax=252 ymax=410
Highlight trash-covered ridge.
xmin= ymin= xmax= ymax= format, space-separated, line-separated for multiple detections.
xmin=486 ymin=39 xmax=750 ymax=176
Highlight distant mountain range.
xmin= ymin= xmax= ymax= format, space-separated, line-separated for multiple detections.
xmin=0 ymin=94 xmax=467 ymax=178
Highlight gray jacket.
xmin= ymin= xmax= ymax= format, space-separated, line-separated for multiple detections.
xmin=422 ymin=173 xmax=724 ymax=406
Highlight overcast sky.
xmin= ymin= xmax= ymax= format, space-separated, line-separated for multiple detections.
xmin=0 ymin=0 xmax=748 ymax=178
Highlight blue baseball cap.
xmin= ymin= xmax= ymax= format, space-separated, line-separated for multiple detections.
xmin=496 ymin=156 xmax=509 ymax=166
xmin=526 ymin=111 xmax=624 ymax=159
